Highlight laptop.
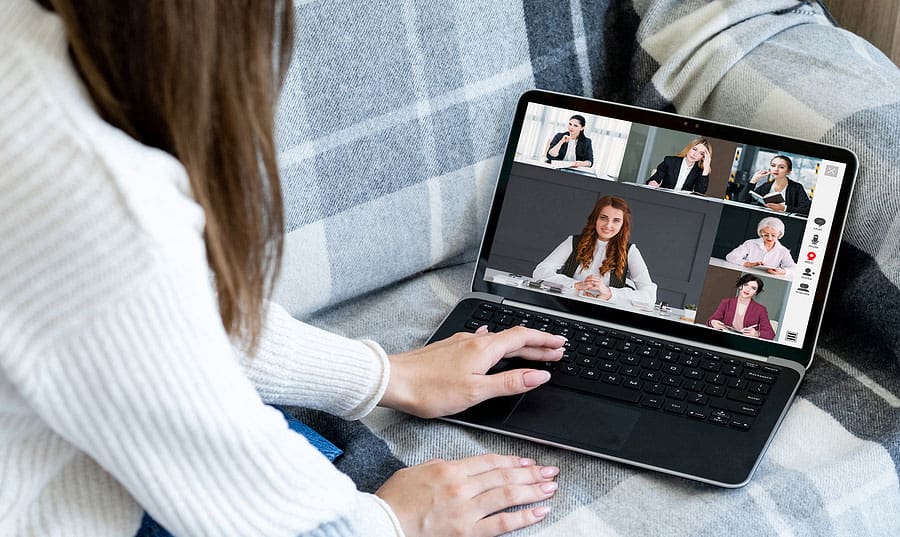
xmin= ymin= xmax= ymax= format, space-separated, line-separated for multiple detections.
xmin=427 ymin=89 xmax=857 ymax=487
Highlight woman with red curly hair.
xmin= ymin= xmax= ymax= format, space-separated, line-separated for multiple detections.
xmin=533 ymin=196 xmax=657 ymax=305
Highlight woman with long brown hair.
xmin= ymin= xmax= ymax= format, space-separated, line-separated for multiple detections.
xmin=533 ymin=196 xmax=657 ymax=305
xmin=646 ymin=137 xmax=713 ymax=193
xmin=0 ymin=1 xmax=566 ymax=536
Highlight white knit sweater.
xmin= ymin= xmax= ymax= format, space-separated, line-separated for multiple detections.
xmin=0 ymin=1 xmax=404 ymax=535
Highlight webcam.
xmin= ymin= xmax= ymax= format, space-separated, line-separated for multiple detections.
xmin=814 ymin=217 xmax=826 ymax=226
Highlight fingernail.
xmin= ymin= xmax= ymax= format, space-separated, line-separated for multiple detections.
xmin=540 ymin=482 xmax=558 ymax=494
xmin=523 ymin=370 xmax=551 ymax=387
xmin=520 ymin=458 xmax=536 ymax=467
xmin=533 ymin=506 xmax=551 ymax=518
xmin=476 ymin=325 xmax=489 ymax=334
xmin=540 ymin=466 xmax=559 ymax=478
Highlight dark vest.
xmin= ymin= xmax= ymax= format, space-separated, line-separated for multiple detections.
xmin=558 ymin=235 xmax=633 ymax=289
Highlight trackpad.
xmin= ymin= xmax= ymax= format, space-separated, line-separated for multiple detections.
xmin=504 ymin=388 xmax=639 ymax=452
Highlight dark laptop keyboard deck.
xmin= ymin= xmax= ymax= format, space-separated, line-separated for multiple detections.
xmin=465 ymin=302 xmax=783 ymax=432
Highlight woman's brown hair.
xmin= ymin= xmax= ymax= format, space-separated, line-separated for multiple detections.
xmin=676 ymin=137 xmax=712 ymax=172
xmin=38 ymin=0 xmax=294 ymax=352
xmin=574 ymin=196 xmax=631 ymax=281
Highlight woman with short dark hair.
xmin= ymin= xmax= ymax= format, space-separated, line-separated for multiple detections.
xmin=707 ymin=274 xmax=776 ymax=339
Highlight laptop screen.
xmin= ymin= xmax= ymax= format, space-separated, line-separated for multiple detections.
xmin=475 ymin=91 xmax=856 ymax=364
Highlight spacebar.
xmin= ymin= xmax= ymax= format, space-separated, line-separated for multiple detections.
xmin=548 ymin=374 xmax=642 ymax=404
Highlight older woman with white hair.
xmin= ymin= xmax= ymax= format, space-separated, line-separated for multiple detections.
xmin=725 ymin=216 xmax=797 ymax=276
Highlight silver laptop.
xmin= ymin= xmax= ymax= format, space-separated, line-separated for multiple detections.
xmin=427 ymin=89 xmax=857 ymax=487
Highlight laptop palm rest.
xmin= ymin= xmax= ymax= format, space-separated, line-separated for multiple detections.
xmin=504 ymin=387 xmax=640 ymax=451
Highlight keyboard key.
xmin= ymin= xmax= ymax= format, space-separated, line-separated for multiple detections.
xmin=727 ymin=378 xmax=748 ymax=390
xmin=705 ymin=385 xmax=726 ymax=397
xmin=465 ymin=320 xmax=483 ymax=330
xmin=663 ymin=364 xmax=683 ymax=375
xmin=722 ymin=365 xmax=742 ymax=377
xmin=599 ymin=350 xmax=619 ymax=361
xmin=750 ymin=382 xmax=770 ymax=395
xmin=686 ymin=369 xmax=704 ymax=380
xmin=709 ymin=415 xmax=730 ymax=426
xmin=641 ymin=358 xmax=661 ymax=370
xmin=549 ymin=373 xmax=641 ymax=403
xmin=762 ymin=365 xmax=781 ymax=375
xmin=640 ymin=395 xmax=664 ymax=409
xmin=641 ymin=371 xmax=661 ymax=383
xmin=621 ymin=355 xmax=641 ymax=366
xmin=623 ymin=379 xmax=643 ymax=390
xmin=711 ymin=409 xmax=732 ymax=421
xmin=685 ymin=380 xmax=704 ymax=392
xmin=479 ymin=303 xmax=497 ymax=311
xmin=664 ymin=400 xmax=687 ymax=414
xmin=577 ymin=344 xmax=598 ymax=356
xmin=558 ymin=364 xmax=580 ymax=375
xmin=710 ymin=399 xmax=759 ymax=417
xmin=581 ymin=369 xmax=599 ymax=381
xmin=575 ymin=332 xmax=594 ymax=344
xmin=666 ymin=388 xmax=686 ymax=400
xmin=680 ymin=356 xmax=700 ymax=367
xmin=730 ymin=419 xmax=752 ymax=431
xmin=686 ymin=409 xmax=707 ymax=420
xmin=662 ymin=375 xmax=682 ymax=387
xmin=645 ymin=383 xmax=666 ymax=395
xmin=660 ymin=352 xmax=679 ymax=363
xmin=727 ymin=391 xmax=766 ymax=405
xmin=577 ymin=356 xmax=597 ymax=368
xmin=601 ymin=374 xmax=621 ymax=385
xmin=619 ymin=366 xmax=639 ymax=377
xmin=475 ymin=310 xmax=493 ymax=321
xmin=706 ymin=373 xmax=726 ymax=385
xmin=701 ymin=360 xmax=721 ymax=372
xmin=598 ymin=360 xmax=618 ymax=372
xmin=686 ymin=392 xmax=708 ymax=405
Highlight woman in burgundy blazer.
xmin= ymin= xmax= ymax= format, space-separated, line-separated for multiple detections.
xmin=707 ymin=274 xmax=776 ymax=340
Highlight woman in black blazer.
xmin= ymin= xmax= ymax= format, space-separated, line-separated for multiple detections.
xmin=738 ymin=154 xmax=811 ymax=216
xmin=646 ymin=137 xmax=713 ymax=193
xmin=545 ymin=114 xmax=594 ymax=168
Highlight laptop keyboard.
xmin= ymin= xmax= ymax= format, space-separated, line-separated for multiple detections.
xmin=465 ymin=302 xmax=782 ymax=432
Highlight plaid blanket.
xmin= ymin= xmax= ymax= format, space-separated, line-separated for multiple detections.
xmin=273 ymin=1 xmax=900 ymax=534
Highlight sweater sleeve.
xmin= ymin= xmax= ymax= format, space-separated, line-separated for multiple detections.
xmin=240 ymin=301 xmax=390 ymax=420
xmin=10 ymin=255 xmax=403 ymax=537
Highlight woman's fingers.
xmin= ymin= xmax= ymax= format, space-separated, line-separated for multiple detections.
xmin=475 ymin=506 xmax=551 ymax=537
xmin=503 ymin=346 xmax=564 ymax=361
xmin=486 ymin=326 xmax=567 ymax=357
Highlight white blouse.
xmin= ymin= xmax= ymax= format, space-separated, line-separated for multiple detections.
xmin=725 ymin=238 xmax=797 ymax=277
xmin=533 ymin=236 xmax=658 ymax=305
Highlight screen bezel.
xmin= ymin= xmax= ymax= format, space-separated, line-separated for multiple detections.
xmin=472 ymin=89 xmax=858 ymax=367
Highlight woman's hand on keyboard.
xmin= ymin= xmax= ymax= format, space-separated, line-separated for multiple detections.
xmin=380 ymin=326 xmax=566 ymax=419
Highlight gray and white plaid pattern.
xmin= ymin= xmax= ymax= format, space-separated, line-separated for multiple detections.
xmin=274 ymin=1 xmax=900 ymax=534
